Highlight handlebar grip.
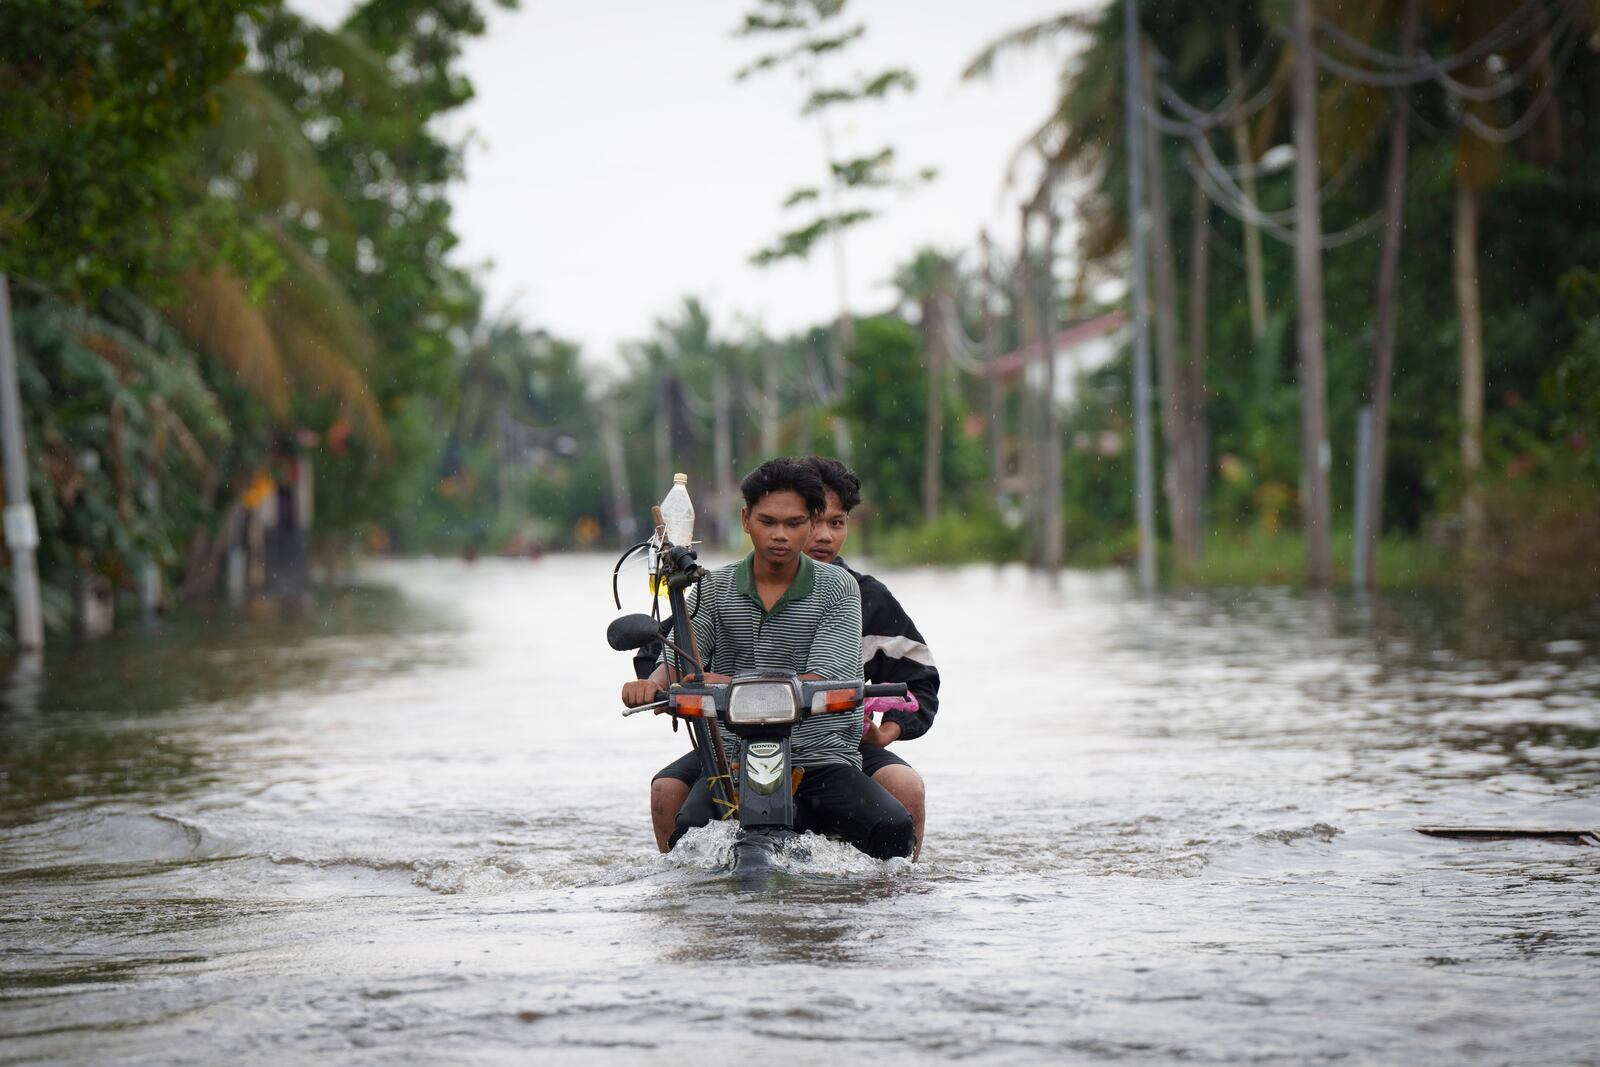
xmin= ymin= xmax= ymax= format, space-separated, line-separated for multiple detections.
xmin=621 ymin=692 xmax=671 ymax=717
xmin=863 ymin=683 xmax=908 ymax=698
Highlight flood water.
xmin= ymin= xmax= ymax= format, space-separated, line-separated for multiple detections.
xmin=2 ymin=556 xmax=1598 ymax=1064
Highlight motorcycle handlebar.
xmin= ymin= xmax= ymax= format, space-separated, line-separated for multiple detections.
xmin=621 ymin=692 xmax=670 ymax=717
xmin=623 ymin=681 xmax=904 ymax=717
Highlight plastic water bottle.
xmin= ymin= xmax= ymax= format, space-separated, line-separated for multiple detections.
xmin=659 ymin=473 xmax=695 ymax=546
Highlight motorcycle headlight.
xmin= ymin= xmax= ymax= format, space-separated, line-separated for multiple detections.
xmin=727 ymin=680 xmax=800 ymax=725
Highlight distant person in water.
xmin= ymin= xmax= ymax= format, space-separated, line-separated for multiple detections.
xmin=648 ymin=455 xmax=940 ymax=858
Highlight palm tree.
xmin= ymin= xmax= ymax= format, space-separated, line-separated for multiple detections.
xmin=177 ymin=64 xmax=389 ymax=454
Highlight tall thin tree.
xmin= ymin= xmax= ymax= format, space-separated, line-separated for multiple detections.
xmin=1140 ymin=42 xmax=1200 ymax=567
xmin=1357 ymin=0 xmax=1420 ymax=590
xmin=1226 ymin=24 xmax=1269 ymax=341
xmin=1291 ymin=0 xmax=1332 ymax=585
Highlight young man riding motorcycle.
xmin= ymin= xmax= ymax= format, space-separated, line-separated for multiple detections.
xmin=647 ymin=456 xmax=939 ymax=858
xmin=623 ymin=457 xmax=915 ymax=861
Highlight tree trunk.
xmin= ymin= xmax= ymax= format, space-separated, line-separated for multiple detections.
xmin=921 ymin=289 xmax=944 ymax=525
xmin=600 ymin=401 xmax=635 ymax=544
xmin=1186 ymin=172 xmax=1211 ymax=558
xmin=1291 ymin=0 xmax=1332 ymax=586
xmin=1040 ymin=206 xmax=1065 ymax=570
xmin=1358 ymin=0 xmax=1418 ymax=591
xmin=1140 ymin=42 xmax=1198 ymax=568
xmin=761 ymin=345 xmax=779 ymax=458
xmin=1226 ymin=25 xmax=1268 ymax=341
xmin=1454 ymin=180 xmax=1485 ymax=559
xmin=981 ymin=229 xmax=1004 ymax=499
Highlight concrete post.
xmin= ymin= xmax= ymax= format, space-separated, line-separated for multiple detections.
xmin=0 ymin=275 xmax=43 ymax=650
xmin=1353 ymin=405 xmax=1373 ymax=590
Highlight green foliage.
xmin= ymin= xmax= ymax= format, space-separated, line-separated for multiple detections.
xmin=1060 ymin=358 xmax=1135 ymax=554
xmin=801 ymin=70 xmax=915 ymax=114
xmin=751 ymin=210 xmax=875 ymax=266
xmin=10 ymin=290 xmax=238 ymax=609
xmin=0 ymin=0 xmax=263 ymax=296
xmin=836 ymin=316 xmax=979 ymax=527
xmin=1177 ymin=528 xmax=1454 ymax=590
xmin=1008 ymin=0 xmax=1600 ymax=587
xmin=0 ymin=0 xmax=531 ymax=637
xmin=866 ymin=508 xmax=1022 ymax=566
xmin=830 ymin=148 xmax=897 ymax=188
xmin=389 ymin=314 xmax=607 ymax=553
xmin=735 ymin=0 xmax=931 ymax=270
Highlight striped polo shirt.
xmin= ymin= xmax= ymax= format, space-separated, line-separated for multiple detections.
xmin=667 ymin=551 xmax=864 ymax=768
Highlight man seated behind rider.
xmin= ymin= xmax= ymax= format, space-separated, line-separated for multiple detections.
xmin=622 ymin=457 xmax=914 ymax=861
xmin=649 ymin=456 xmax=940 ymax=857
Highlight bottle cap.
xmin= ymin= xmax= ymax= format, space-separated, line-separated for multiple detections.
xmin=673 ymin=473 xmax=687 ymax=484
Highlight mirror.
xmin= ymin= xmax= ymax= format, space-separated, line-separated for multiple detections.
xmin=607 ymin=613 xmax=664 ymax=652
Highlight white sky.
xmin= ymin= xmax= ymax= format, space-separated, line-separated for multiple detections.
xmin=290 ymin=1 xmax=1088 ymax=364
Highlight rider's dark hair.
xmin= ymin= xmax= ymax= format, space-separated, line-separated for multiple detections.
xmin=740 ymin=457 xmax=826 ymax=515
xmin=802 ymin=456 xmax=862 ymax=513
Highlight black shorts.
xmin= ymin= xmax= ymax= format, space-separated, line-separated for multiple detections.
xmin=653 ymin=750 xmax=701 ymax=786
xmin=655 ymin=745 xmax=912 ymax=784
xmin=860 ymin=743 xmax=911 ymax=777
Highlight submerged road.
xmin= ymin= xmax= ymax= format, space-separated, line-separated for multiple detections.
xmin=2 ymin=556 xmax=1598 ymax=1064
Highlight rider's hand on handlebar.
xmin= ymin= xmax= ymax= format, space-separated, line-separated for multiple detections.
xmin=621 ymin=680 xmax=660 ymax=707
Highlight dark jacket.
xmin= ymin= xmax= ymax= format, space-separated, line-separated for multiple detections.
xmin=839 ymin=558 xmax=940 ymax=742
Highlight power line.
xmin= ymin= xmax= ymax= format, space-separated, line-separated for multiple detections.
xmin=1149 ymin=40 xmax=1286 ymax=134
xmin=1313 ymin=0 xmax=1550 ymax=72
xmin=1182 ymin=138 xmax=1390 ymax=251
xmin=1429 ymin=6 xmax=1574 ymax=103
xmin=1458 ymin=21 xmax=1582 ymax=143
xmin=1296 ymin=0 xmax=1566 ymax=89
xmin=938 ymin=293 xmax=990 ymax=377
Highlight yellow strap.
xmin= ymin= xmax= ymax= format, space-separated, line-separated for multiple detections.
xmin=707 ymin=773 xmax=739 ymax=818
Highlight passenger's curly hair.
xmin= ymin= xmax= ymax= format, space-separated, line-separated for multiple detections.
xmin=801 ymin=456 xmax=862 ymax=512
xmin=739 ymin=457 xmax=826 ymax=514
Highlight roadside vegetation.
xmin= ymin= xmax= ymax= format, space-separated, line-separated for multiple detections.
xmin=2 ymin=0 xmax=1596 ymax=647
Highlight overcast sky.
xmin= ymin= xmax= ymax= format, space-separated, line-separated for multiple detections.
xmin=290 ymin=1 xmax=1087 ymax=363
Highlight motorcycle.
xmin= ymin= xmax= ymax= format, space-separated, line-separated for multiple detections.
xmin=607 ymin=525 xmax=906 ymax=881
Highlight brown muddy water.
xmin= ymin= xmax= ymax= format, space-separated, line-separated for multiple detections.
xmin=2 ymin=556 xmax=1598 ymax=1064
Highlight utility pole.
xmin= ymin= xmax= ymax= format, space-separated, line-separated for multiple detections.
xmin=0 ymin=274 xmax=44 ymax=650
xmin=1123 ymin=0 xmax=1157 ymax=592
xmin=1292 ymin=0 xmax=1333 ymax=586
xmin=1040 ymin=205 xmax=1064 ymax=572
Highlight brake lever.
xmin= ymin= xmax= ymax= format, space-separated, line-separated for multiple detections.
xmin=622 ymin=698 xmax=670 ymax=717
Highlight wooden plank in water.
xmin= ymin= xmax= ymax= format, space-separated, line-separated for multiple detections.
xmin=1415 ymin=826 xmax=1600 ymax=846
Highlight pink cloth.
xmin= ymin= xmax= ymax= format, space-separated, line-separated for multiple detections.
xmin=863 ymin=694 xmax=918 ymax=728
